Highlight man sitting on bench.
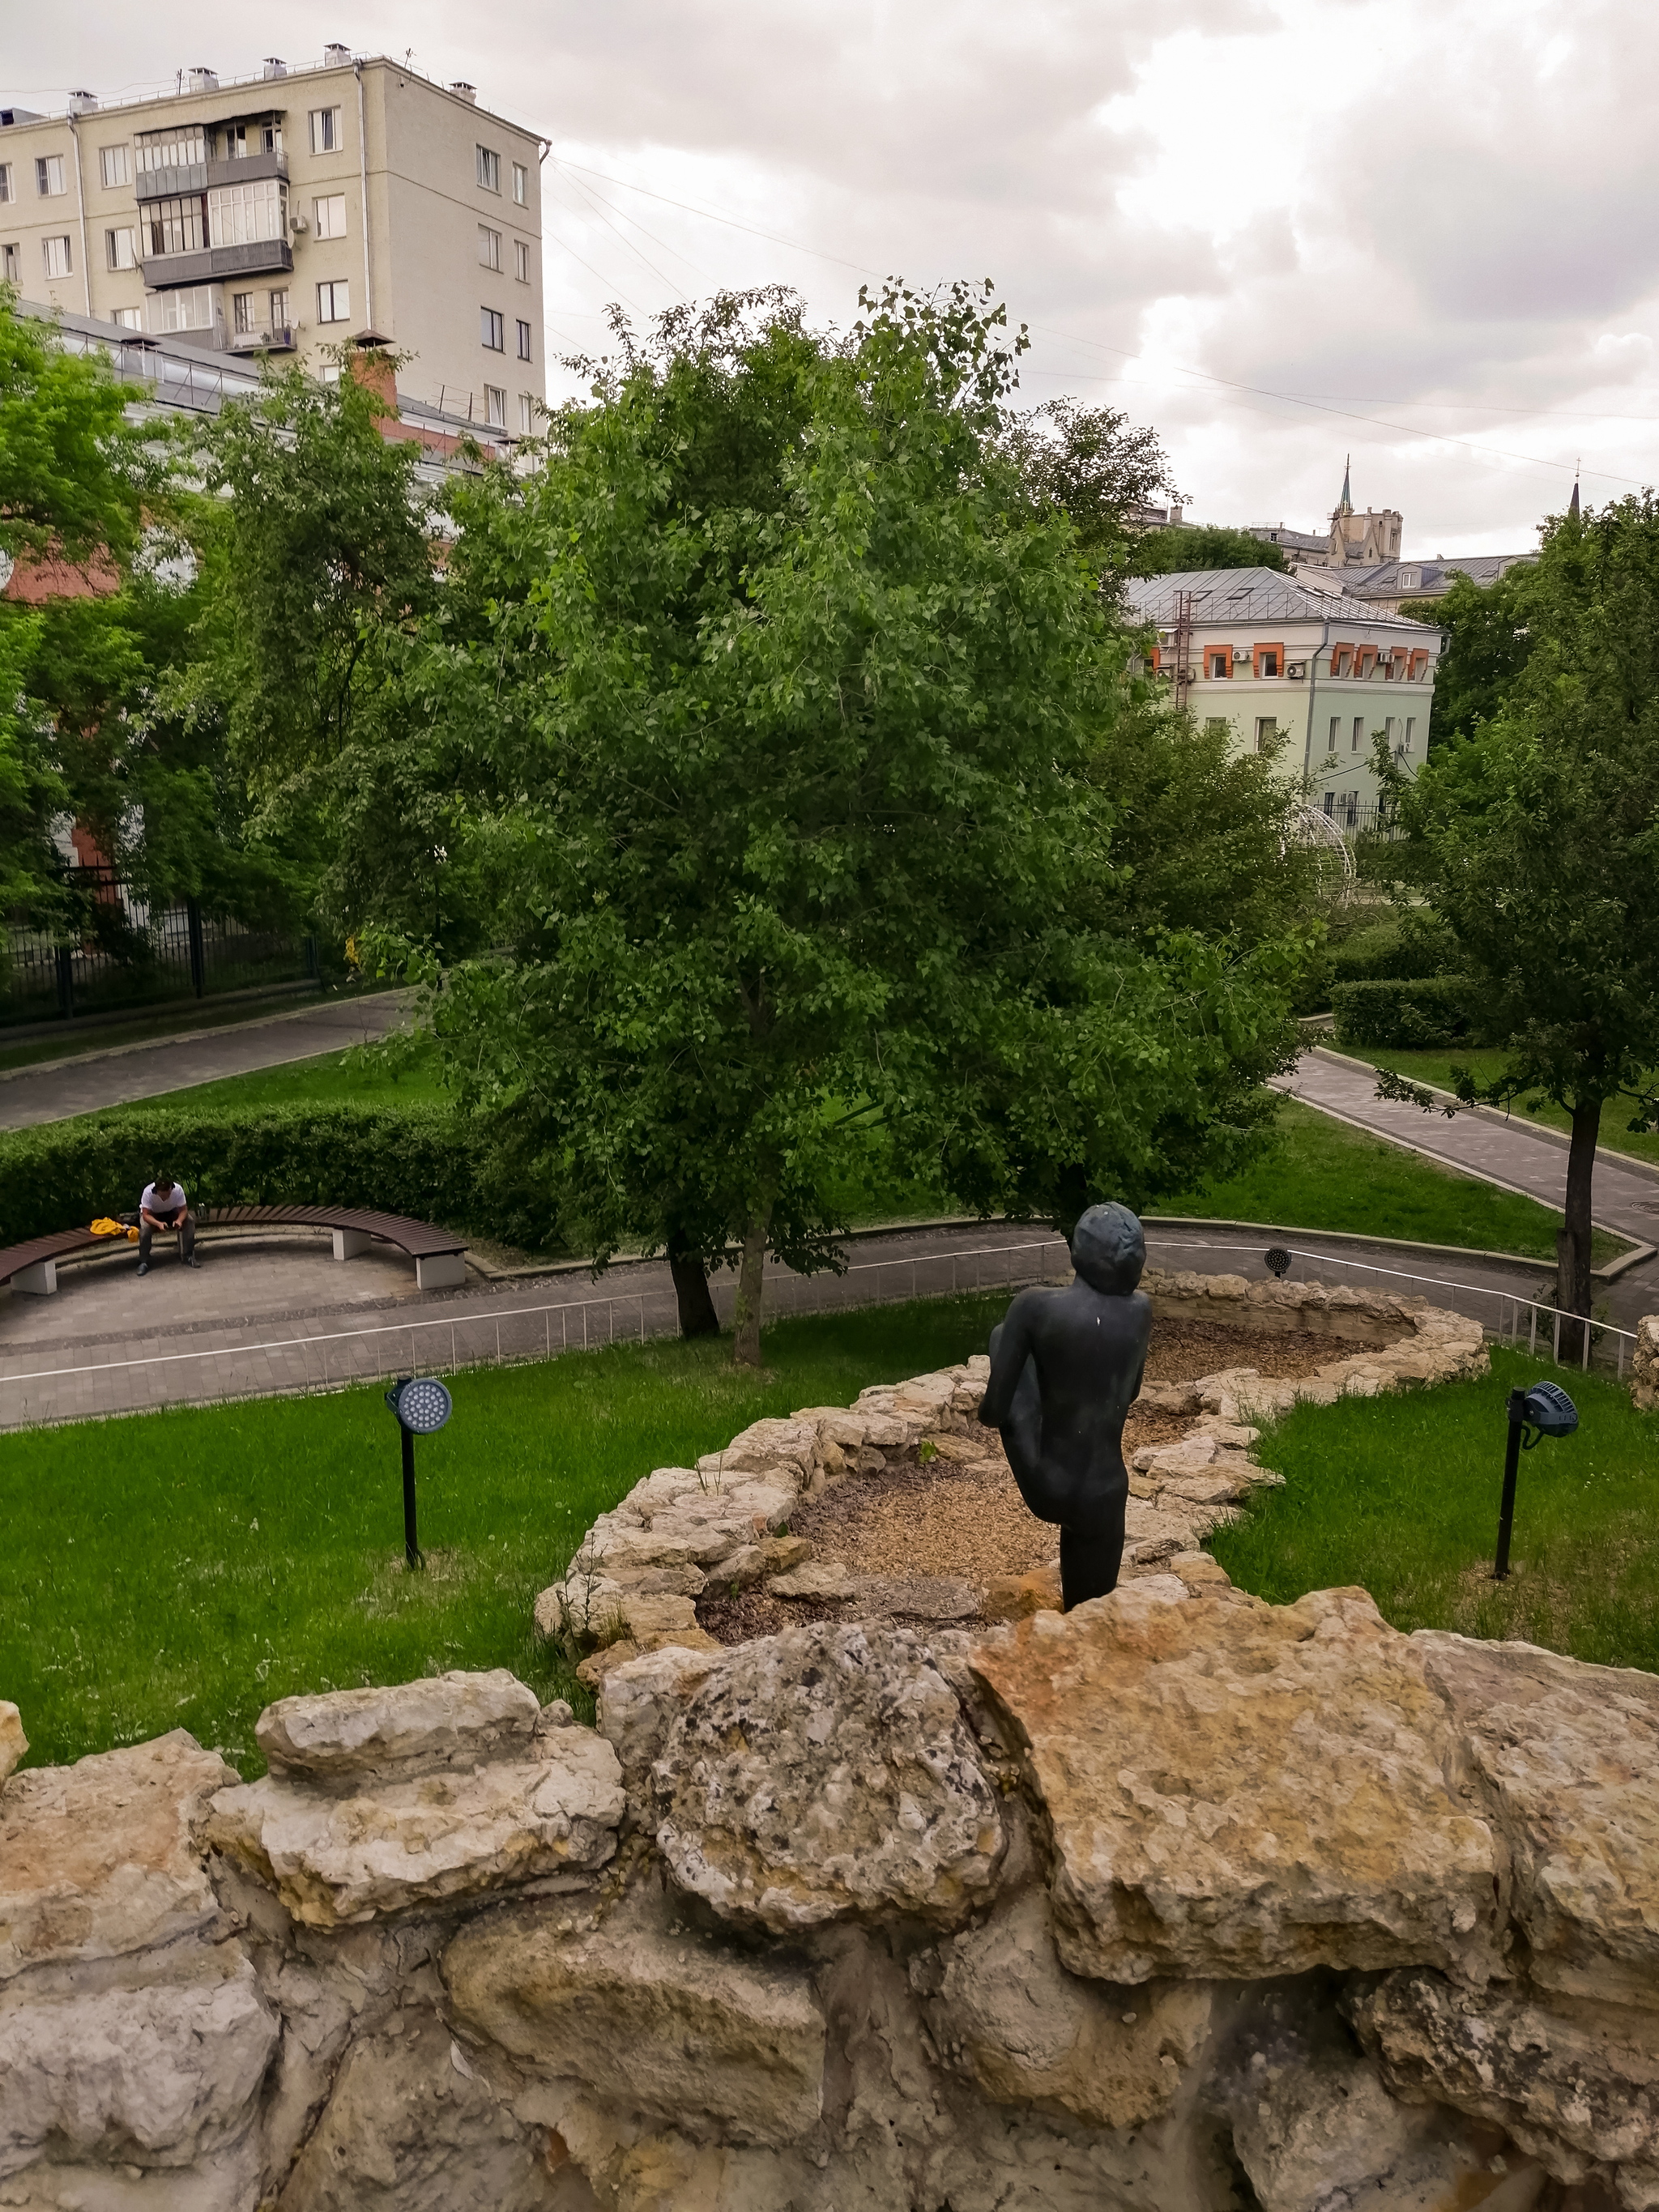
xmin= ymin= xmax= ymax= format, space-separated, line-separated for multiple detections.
xmin=138 ymin=1174 xmax=198 ymax=1276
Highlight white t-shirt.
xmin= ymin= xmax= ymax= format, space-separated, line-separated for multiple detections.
xmin=140 ymin=1182 xmax=187 ymax=1217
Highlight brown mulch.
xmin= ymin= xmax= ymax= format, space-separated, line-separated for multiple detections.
xmin=693 ymin=1315 xmax=1410 ymax=1647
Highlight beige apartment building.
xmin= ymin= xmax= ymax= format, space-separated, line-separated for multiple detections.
xmin=0 ymin=52 xmax=545 ymax=429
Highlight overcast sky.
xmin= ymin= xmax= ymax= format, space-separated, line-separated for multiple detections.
xmin=18 ymin=1 xmax=1654 ymax=552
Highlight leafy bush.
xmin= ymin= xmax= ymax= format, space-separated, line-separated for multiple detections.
xmin=1328 ymin=915 xmax=1458 ymax=986
xmin=1330 ymin=976 xmax=1473 ymax=1049
xmin=0 ymin=1106 xmax=557 ymax=1251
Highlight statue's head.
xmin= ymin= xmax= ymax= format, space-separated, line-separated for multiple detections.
xmin=1071 ymin=1202 xmax=1145 ymax=1296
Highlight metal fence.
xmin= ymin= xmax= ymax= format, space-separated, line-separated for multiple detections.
xmin=2 ymin=867 xmax=318 ymax=1028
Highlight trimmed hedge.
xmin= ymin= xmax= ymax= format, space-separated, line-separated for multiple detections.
xmin=1330 ymin=976 xmax=1473 ymax=1050
xmin=1329 ymin=918 xmax=1457 ymax=986
xmin=0 ymin=1106 xmax=551 ymax=1251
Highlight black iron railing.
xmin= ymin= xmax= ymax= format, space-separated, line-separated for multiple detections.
xmin=2 ymin=867 xmax=317 ymax=1027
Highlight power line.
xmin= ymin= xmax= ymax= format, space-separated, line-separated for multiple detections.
xmin=552 ymin=152 xmax=1651 ymax=491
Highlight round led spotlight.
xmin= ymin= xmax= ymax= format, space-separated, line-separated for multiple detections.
xmin=390 ymin=1376 xmax=453 ymax=1434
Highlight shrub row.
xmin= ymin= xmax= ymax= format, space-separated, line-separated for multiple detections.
xmin=1329 ymin=976 xmax=1474 ymax=1050
xmin=0 ymin=1105 xmax=554 ymax=1251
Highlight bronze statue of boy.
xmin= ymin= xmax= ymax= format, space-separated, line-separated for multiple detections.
xmin=978 ymin=1202 xmax=1152 ymax=1610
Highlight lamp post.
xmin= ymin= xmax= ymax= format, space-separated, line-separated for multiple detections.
xmin=1493 ymin=1379 xmax=1578 ymax=1580
xmin=383 ymin=1375 xmax=453 ymax=1570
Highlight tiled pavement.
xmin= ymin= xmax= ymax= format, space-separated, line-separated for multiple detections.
xmin=0 ymin=991 xmax=410 ymax=1132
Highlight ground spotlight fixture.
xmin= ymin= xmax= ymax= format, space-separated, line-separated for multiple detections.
xmin=383 ymin=1375 xmax=453 ymax=1570
xmin=1493 ymin=1379 xmax=1577 ymax=1580
xmin=1264 ymin=1247 xmax=1292 ymax=1281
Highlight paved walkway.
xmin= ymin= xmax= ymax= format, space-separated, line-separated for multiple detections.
xmin=0 ymin=1212 xmax=1604 ymax=1432
xmin=1274 ymin=1047 xmax=1659 ymax=1254
xmin=0 ymin=991 xmax=410 ymax=1132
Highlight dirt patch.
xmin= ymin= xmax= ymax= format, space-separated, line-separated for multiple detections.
xmin=697 ymin=1589 xmax=852 ymax=1643
xmin=1141 ymin=1317 xmax=1370 ymax=1385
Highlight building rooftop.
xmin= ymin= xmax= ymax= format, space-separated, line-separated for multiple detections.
xmin=1121 ymin=568 xmax=1430 ymax=629
xmin=1336 ymin=553 xmax=1535 ymax=595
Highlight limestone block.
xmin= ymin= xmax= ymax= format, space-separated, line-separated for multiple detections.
xmin=858 ymin=1575 xmax=979 ymax=1622
xmin=766 ymin=1562 xmax=861 ymax=1600
xmin=0 ymin=1732 xmax=237 ymax=1982
xmin=655 ymin=1622 xmax=1004 ymax=1933
xmin=275 ymin=2005 xmax=566 ymax=2211
xmin=1167 ymin=1551 xmax=1233 ymax=1592
xmin=1631 ymin=1315 xmax=1659 ymax=1413
xmin=694 ymin=1417 xmax=819 ymax=1485
xmin=444 ymin=1892 xmax=825 ymax=2146
xmin=981 ymin=1562 xmax=1063 ymax=1622
xmin=620 ymin=1563 xmax=707 ymax=1598
xmin=715 ymin=1536 xmax=808 ymax=1588
xmin=0 ymin=2137 xmax=267 ymax=2210
xmin=1350 ymin=1967 xmax=1659 ymax=2181
xmin=255 ymin=1670 xmax=541 ymax=1780
xmin=533 ymin=1570 xmax=627 ymax=1647
xmin=0 ymin=1705 xmax=24 ymax=1788
xmin=1414 ymin=1630 xmax=1659 ymax=2010
xmin=970 ymin=1585 xmax=1506 ymax=1987
xmin=574 ymin=1643 xmax=638 ymax=1693
xmin=911 ymin=1888 xmax=1212 ymax=2130
xmin=597 ymin=1644 xmax=723 ymax=1805
xmin=616 ymin=1592 xmax=700 ymax=1644
xmin=203 ymin=1729 xmax=624 ymax=1927
xmin=0 ymin=1954 xmax=278 ymax=2180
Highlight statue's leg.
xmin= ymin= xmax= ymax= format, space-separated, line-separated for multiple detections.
xmin=1059 ymin=1515 xmax=1125 ymax=1610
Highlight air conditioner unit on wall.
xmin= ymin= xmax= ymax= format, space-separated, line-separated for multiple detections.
xmin=1286 ymin=661 xmax=1307 ymax=679
xmin=1232 ymin=647 xmax=1251 ymax=663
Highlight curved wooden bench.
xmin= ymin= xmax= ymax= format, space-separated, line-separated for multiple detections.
xmin=0 ymin=1206 xmax=468 ymax=1296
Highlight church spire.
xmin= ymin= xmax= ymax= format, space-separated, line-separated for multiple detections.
xmin=1567 ymin=462 xmax=1580 ymax=521
xmin=1337 ymin=454 xmax=1354 ymax=516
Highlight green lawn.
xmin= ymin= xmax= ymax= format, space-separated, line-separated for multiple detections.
xmin=0 ymin=1289 xmax=1011 ymax=1779
xmin=1351 ymin=1045 xmax=1659 ymax=1172
xmin=1213 ymin=1346 xmax=1659 ymax=1673
xmin=91 ymin=1035 xmax=445 ymax=1116
xmin=1158 ymin=1095 xmax=1627 ymax=1267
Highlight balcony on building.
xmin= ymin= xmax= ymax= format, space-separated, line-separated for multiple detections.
xmin=138 ymin=155 xmax=294 ymax=292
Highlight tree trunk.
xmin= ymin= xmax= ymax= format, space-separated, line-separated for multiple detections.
xmin=731 ymin=1205 xmax=772 ymax=1369
xmin=666 ymin=1227 xmax=720 ymax=1340
xmin=1556 ymin=1096 xmax=1601 ymax=1366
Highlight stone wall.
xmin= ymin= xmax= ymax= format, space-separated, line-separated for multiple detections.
xmin=1631 ymin=1316 xmax=1659 ymax=1413
xmin=3 ymin=1581 xmax=1657 ymax=2211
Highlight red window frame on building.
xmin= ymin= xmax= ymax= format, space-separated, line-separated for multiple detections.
xmin=1354 ymin=646 xmax=1379 ymax=678
xmin=1408 ymin=648 xmax=1430 ymax=680
xmin=1330 ymin=644 xmax=1354 ymax=677
xmin=1253 ymin=641 xmax=1285 ymax=679
xmin=1204 ymin=646 xmax=1230 ymax=680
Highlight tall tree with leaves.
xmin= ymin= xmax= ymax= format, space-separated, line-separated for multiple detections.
xmin=1398 ymin=560 xmax=1538 ymax=750
xmin=401 ymin=283 xmax=1305 ymax=1361
xmin=995 ymin=394 xmax=1179 ymax=582
xmin=1375 ymin=495 xmax=1659 ymax=1352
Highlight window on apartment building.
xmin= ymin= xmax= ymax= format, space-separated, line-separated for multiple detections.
xmin=100 ymin=143 xmax=131 ymax=189
xmin=41 ymin=235 xmax=72 ymax=279
xmin=105 ymin=226 xmax=138 ymax=271
xmin=313 ymin=194 xmax=347 ymax=240
xmin=1 ymin=244 xmax=19 ymax=283
xmin=111 ymin=305 xmax=143 ymax=331
xmin=1255 ymin=717 xmax=1277 ymax=751
xmin=1203 ymin=647 xmax=1230 ymax=680
xmin=519 ymin=391 xmax=537 ymax=433
xmin=144 ymin=195 xmax=207 ymax=258
xmin=1409 ymin=648 xmax=1429 ymax=680
xmin=476 ymin=144 xmax=501 ymax=192
xmin=1350 ymin=716 xmax=1364 ymax=751
xmin=1203 ymin=717 xmax=1230 ymax=738
xmin=151 ymin=284 xmax=220 ymax=334
xmin=516 ymin=318 xmax=531 ymax=360
xmin=513 ymin=161 xmax=527 ymax=205
xmin=36 ymin=155 xmax=66 ymax=197
xmin=269 ymin=287 xmax=289 ymax=326
xmin=1322 ymin=791 xmax=1335 ymax=817
xmin=484 ymin=384 xmax=507 ymax=427
xmin=480 ymin=306 xmax=505 ymax=351
xmin=1404 ymin=717 xmax=1415 ymax=752
xmin=1354 ymin=646 xmax=1378 ymax=678
xmin=0 ymin=164 xmax=11 ymax=204
xmin=514 ymin=238 xmax=530 ymax=282
xmin=478 ymin=224 xmax=501 ymax=270
xmin=1327 ymin=715 xmax=1340 ymax=753
xmin=1384 ymin=716 xmax=1397 ymax=748
xmin=135 ymin=125 xmax=207 ymax=176
xmin=309 ymin=107 xmax=343 ymax=154
xmin=209 ymin=178 xmax=288 ymax=247
xmin=220 ymin=120 xmax=279 ymax=159
xmin=316 ymin=279 xmax=351 ymax=322
xmin=232 ymin=289 xmax=255 ymax=335
xmin=1253 ymin=643 xmax=1283 ymax=679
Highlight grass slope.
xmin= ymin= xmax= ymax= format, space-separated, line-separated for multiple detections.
xmin=1213 ymin=1346 xmax=1659 ymax=1673
xmin=1 ymin=1290 xmax=1011 ymax=1778
xmin=1160 ymin=1095 xmax=1626 ymax=1266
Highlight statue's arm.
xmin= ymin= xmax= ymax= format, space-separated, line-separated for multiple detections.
xmin=979 ymin=1297 xmax=1037 ymax=1426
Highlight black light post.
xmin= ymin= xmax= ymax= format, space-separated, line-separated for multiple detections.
xmin=383 ymin=1375 xmax=454 ymax=1570
xmin=1493 ymin=1379 xmax=1578 ymax=1580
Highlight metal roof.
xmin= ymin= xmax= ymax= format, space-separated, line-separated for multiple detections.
xmin=1121 ymin=568 xmax=1427 ymax=629
xmin=1338 ymin=553 xmax=1536 ymax=596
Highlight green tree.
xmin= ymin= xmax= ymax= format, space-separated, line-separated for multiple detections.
xmin=1128 ymin=522 xmax=1288 ymax=577
xmin=1399 ymin=561 xmax=1538 ymax=748
xmin=995 ymin=395 xmax=1178 ymax=580
xmin=1375 ymin=496 xmax=1659 ymax=1350
xmin=399 ymin=284 xmax=1305 ymax=1361
xmin=175 ymin=353 xmax=447 ymax=942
